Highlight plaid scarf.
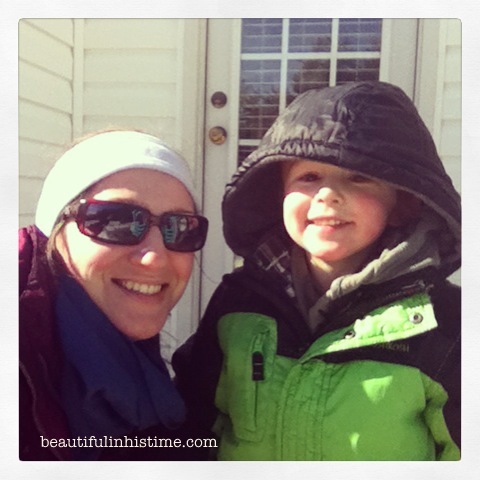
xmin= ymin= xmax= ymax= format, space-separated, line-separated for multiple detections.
xmin=251 ymin=225 xmax=296 ymax=299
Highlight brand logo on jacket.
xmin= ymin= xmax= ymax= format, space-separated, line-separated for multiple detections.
xmin=373 ymin=342 xmax=410 ymax=353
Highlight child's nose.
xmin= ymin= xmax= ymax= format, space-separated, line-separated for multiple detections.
xmin=314 ymin=184 xmax=344 ymax=204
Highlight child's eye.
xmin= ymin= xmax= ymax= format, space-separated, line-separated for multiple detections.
xmin=298 ymin=172 xmax=321 ymax=182
xmin=349 ymin=174 xmax=371 ymax=183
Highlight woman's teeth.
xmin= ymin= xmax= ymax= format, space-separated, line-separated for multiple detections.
xmin=120 ymin=280 xmax=163 ymax=295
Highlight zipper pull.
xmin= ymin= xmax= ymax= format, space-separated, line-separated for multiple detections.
xmin=252 ymin=351 xmax=264 ymax=381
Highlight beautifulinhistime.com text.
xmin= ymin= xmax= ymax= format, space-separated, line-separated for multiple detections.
xmin=40 ymin=435 xmax=217 ymax=449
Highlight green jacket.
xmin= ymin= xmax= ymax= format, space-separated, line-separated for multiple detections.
xmin=173 ymin=82 xmax=461 ymax=461
xmin=174 ymin=264 xmax=460 ymax=461
xmin=214 ymin=291 xmax=458 ymax=460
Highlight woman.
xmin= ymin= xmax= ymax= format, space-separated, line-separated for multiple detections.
xmin=19 ymin=130 xmax=208 ymax=460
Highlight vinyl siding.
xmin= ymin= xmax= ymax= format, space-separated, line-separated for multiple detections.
xmin=415 ymin=19 xmax=461 ymax=195
xmin=438 ymin=19 xmax=461 ymax=194
xmin=440 ymin=20 xmax=461 ymax=286
xmin=81 ymin=19 xmax=183 ymax=146
xmin=18 ymin=19 xmax=74 ymax=226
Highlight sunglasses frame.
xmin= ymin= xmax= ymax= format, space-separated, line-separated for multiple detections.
xmin=66 ymin=198 xmax=208 ymax=252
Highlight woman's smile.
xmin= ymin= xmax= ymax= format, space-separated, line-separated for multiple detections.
xmin=114 ymin=279 xmax=166 ymax=296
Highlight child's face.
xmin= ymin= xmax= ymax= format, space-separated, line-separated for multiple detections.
xmin=283 ymin=160 xmax=398 ymax=273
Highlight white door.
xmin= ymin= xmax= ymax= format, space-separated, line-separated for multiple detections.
xmin=201 ymin=18 xmax=419 ymax=313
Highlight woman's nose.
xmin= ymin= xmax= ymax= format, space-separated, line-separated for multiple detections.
xmin=130 ymin=227 xmax=169 ymax=268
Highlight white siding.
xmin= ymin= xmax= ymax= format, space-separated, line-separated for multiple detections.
xmin=18 ymin=19 xmax=74 ymax=227
xmin=415 ymin=19 xmax=461 ymax=286
xmin=75 ymin=19 xmax=206 ymax=195
xmin=82 ymin=19 xmax=185 ymax=148
xmin=438 ymin=19 xmax=461 ymax=194
xmin=415 ymin=19 xmax=461 ymax=193
xmin=440 ymin=20 xmax=461 ymax=286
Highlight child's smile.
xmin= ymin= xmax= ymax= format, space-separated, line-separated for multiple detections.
xmin=282 ymin=160 xmax=398 ymax=278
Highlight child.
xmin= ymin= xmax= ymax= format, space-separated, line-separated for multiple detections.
xmin=173 ymin=81 xmax=461 ymax=460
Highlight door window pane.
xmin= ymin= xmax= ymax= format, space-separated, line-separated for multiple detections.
xmin=287 ymin=59 xmax=330 ymax=105
xmin=241 ymin=19 xmax=283 ymax=54
xmin=238 ymin=145 xmax=257 ymax=165
xmin=336 ymin=58 xmax=381 ymax=84
xmin=338 ymin=18 xmax=382 ymax=52
xmin=238 ymin=18 xmax=383 ymax=163
xmin=289 ymin=19 xmax=332 ymax=53
xmin=239 ymin=60 xmax=281 ymax=139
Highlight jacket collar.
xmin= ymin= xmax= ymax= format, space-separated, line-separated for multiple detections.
xmin=19 ymin=225 xmax=71 ymax=460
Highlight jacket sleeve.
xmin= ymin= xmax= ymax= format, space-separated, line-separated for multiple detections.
xmin=430 ymin=281 xmax=461 ymax=451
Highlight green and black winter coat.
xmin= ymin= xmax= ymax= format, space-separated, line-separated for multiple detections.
xmin=173 ymin=81 xmax=461 ymax=460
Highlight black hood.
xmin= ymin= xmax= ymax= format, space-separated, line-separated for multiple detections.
xmin=222 ymin=81 xmax=461 ymax=275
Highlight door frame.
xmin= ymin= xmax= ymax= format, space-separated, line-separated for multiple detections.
xmin=200 ymin=19 xmax=243 ymax=313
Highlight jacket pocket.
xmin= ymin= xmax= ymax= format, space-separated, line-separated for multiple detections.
xmin=215 ymin=313 xmax=276 ymax=443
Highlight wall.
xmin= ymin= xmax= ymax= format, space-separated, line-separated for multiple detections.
xmin=19 ymin=19 xmax=75 ymax=227
xmin=437 ymin=19 xmax=461 ymax=194
xmin=416 ymin=18 xmax=461 ymax=194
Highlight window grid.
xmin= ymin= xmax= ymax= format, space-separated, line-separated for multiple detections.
xmin=238 ymin=18 xmax=382 ymax=162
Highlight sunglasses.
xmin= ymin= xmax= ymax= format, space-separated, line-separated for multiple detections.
xmin=67 ymin=199 xmax=208 ymax=252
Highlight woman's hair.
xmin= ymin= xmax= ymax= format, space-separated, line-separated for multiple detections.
xmin=43 ymin=128 xmax=134 ymax=272
xmin=45 ymin=190 xmax=85 ymax=277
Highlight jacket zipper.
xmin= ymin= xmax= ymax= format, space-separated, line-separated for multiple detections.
xmin=250 ymin=332 xmax=267 ymax=427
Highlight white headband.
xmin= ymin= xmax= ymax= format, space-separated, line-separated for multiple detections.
xmin=35 ymin=131 xmax=198 ymax=237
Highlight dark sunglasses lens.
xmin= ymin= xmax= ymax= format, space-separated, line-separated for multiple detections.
xmin=160 ymin=214 xmax=208 ymax=252
xmin=77 ymin=202 xmax=149 ymax=245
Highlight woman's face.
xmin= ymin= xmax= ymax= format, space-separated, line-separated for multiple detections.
xmin=56 ymin=169 xmax=195 ymax=340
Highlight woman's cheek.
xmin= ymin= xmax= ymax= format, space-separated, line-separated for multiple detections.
xmin=58 ymin=223 xmax=118 ymax=280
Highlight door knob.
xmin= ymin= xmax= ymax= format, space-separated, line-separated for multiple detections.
xmin=208 ymin=126 xmax=227 ymax=145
